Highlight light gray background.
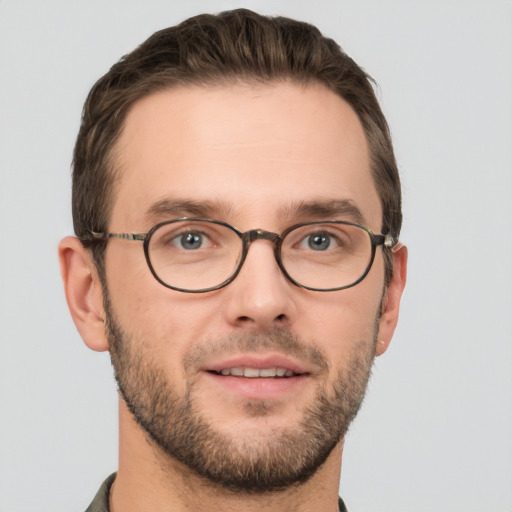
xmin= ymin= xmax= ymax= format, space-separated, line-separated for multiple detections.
xmin=1 ymin=1 xmax=511 ymax=511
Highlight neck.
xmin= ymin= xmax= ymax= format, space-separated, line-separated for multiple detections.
xmin=112 ymin=399 xmax=343 ymax=512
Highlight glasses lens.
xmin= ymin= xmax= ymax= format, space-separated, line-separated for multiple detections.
xmin=281 ymin=222 xmax=373 ymax=290
xmin=147 ymin=220 xmax=242 ymax=291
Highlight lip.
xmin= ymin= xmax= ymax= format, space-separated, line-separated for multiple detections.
xmin=203 ymin=353 xmax=311 ymax=375
xmin=200 ymin=353 xmax=312 ymax=401
xmin=202 ymin=371 xmax=309 ymax=401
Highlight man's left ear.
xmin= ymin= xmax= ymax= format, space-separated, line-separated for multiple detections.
xmin=376 ymin=244 xmax=408 ymax=356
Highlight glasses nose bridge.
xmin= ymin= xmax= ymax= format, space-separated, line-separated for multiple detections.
xmin=244 ymin=228 xmax=281 ymax=246
xmin=242 ymin=229 xmax=283 ymax=263
xmin=238 ymin=228 xmax=284 ymax=278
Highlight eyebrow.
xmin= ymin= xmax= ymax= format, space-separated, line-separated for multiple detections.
xmin=144 ymin=197 xmax=366 ymax=226
xmin=144 ymin=198 xmax=234 ymax=224
xmin=279 ymin=199 xmax=366 ymax=225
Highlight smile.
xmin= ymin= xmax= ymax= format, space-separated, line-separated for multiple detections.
xmin=201 ymin=355 xmax=312 ymax=400
xmin=211 ymin=367 xmax=299 ymax=378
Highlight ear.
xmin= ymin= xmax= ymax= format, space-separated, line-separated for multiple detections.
xmin=376 ymin=244 xmax=408 ymax=356
xmin=58 ymin=236 xmax=109 ymax=352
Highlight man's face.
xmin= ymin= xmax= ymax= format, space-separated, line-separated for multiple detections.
xmin=102 ymin=82 xmax=389 ymax=491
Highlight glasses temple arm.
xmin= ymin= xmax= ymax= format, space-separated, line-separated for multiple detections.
xmin=376 ymin=234 xmax=401 ymax=252
xmin=87 ymin=231 xmax=147 ymax=241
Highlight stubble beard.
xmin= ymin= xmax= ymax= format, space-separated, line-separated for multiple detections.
xmin=104 ymin=291 xmax=378 ymax=494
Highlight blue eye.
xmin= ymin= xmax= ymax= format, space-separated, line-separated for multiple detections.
xmin=175 ymin=232 xmax=204 ymax=250
xmin=307 ymin=233 xmax=331 ymax=251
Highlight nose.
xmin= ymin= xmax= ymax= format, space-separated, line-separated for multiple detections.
xmin=222 ymin=237 xmax=297 ymax=331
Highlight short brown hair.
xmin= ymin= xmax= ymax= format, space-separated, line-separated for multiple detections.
xmin=73 ymin=8 xmax=401 ymax=282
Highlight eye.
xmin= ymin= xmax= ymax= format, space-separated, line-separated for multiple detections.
xmin=306 ymin=233 xmax=332 ymax=251
xmin=171 ymin=231 xmax=211 ymax=250
xmin=298 ymin=231 xmax=340 ymax=251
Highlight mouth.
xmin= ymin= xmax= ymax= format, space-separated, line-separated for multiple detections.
xmin=203 ymin=354 xmax=310 ymax=378
xmin=208 ymin=367 xmax=302 ymax=378
xmin=200 ymin=355 xmax=311 ymax=400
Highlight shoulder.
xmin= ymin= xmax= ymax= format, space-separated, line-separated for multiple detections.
xmin=339 ymin=496 xmax=348 ymax=512
xmin=84 ymin=473 xmax=116 ymax=512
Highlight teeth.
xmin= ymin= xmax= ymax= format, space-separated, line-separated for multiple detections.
xmin=217 ymin=367 xmax=297 ymax=378
xmin=244 ymin=368 xmax=260 ymax=378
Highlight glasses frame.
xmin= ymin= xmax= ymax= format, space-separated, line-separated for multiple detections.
xmin=87 ymin=217 xmax=397 ymax=293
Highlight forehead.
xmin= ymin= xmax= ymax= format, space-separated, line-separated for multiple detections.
xmin=110 ymin=81 xmax=381 ymax=230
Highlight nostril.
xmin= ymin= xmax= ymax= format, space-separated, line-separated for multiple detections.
xmin=235 ymin=314 xmax=287 ymax=326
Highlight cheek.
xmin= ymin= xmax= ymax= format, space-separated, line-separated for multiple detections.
xmin=106 ymin=258 xmax=154 ymax=322
xmin=104 ymin=248 xmax=224 ymax=357
xmin=296 ymin=275 xmax=383 ymax=363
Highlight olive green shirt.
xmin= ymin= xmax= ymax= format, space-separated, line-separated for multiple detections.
xmin=85 ymin=473 xmax=348 ymax=512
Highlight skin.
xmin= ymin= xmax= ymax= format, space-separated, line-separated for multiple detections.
xmin=59 ymin=81 xmax=407 ymax=512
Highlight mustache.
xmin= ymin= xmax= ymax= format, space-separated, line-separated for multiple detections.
xmin=183 ymin=327 xmax=330 ymax=373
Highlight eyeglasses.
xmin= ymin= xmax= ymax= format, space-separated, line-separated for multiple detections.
xmin=86 ymin=218 xmax=397 ymax=293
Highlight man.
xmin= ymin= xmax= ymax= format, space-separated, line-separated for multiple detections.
xmin=59 ymin=8 xmax=407 ymax=512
